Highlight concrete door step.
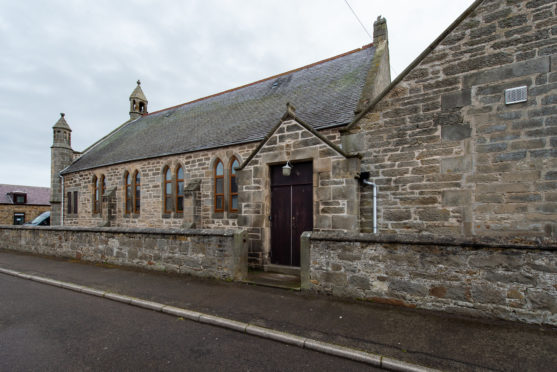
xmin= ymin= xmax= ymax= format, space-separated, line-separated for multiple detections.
xmin=264 ymin=264 xmax=301 ymax=276
xmin=245 ymin=270 xmax=301 ymax=290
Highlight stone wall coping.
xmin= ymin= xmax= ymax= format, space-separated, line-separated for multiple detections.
xmin=306 ymin=231 xmax=557 ymax=251
xmin=0 ymin=225 xmax=240 ymax=237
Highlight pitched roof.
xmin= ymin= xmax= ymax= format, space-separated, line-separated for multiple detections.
xmin=63 ymin=44 xmax=376 ymax=174
xmin=0 ymin=184 xmax=50 ymax=205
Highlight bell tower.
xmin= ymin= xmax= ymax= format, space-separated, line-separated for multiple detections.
xmin=50 ymin=113 xmax=74 ymax=225
xmin=129 ymin=80 xmax=148 ymax=120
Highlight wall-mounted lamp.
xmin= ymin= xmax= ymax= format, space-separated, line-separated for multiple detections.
xmin=282 ymin=161 xmax=293 ymax=176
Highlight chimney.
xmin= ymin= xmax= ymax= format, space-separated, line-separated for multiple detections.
xmin=373 ymin=16 xmax=388 ymax=45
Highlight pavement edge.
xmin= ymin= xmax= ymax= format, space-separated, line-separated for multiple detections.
xmin=0 ymin=267 xmax=441 ymax=372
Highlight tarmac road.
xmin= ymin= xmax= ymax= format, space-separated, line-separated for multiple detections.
xmin=1 ymin=250 xmax=556 ymax=371
xmin=0 ymin=274 xmax=377 ymax=371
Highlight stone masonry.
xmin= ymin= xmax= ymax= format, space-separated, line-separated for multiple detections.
xmin=0 ymin=225 xmax=248 ymax=281
xmin=343 ymin=0 xmax=557 ymax=237
xmin=302 ymin=231 xmax=557 ymax=326
xmin=237 ymin=113 xmax=361 ymax=266
xmin=62 ymin=143 xmax=256 ymax=229
xmin=0 ymin=204 xmax=50 ymax=225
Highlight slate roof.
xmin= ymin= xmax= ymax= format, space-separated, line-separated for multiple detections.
xmin=63 ymin=44 xmax=376 ymax=174
xmin=0 ymin=184 xmax=50 ymax=205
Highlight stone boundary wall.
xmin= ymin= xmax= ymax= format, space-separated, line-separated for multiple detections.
xmin=0 ymin=226 xmax=248 ymax=281
xmin=301 ymin=231 xmax=557 ymax=325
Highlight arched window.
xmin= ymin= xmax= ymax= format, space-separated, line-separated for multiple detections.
xmin=214 ymin=159 xmax=224 ymax=212
xmin=163 ymin=166 xmax=172 ymax=213
xmin=93 ymin=175 xmax=99 ymax=214
xmin=134 ymin=171 xmax=141 ymax=214
xmin=125 ymin=172 xmax=132 ymax=214
xmin=100 ymin=175 xmax=106 ymax=204
xmin=229 ymin=157 xmax=239 ymax=213
xmin=176 ymin=166 xmax=184 ymax=213
xmin=93 ymin=175 xmax=106 ymax=214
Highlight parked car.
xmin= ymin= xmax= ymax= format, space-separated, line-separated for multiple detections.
xmin=24 ymin=211 xmax=50 ymax=226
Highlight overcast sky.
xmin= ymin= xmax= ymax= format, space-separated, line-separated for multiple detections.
xmin=0 ymin=0 xmax=475 ymax=188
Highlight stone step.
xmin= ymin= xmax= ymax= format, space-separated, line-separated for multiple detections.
xmin=264 ymin=264 xmax=300 ymax=276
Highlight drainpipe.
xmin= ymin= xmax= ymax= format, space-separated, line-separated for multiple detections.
xmin=362 ymin=179 xmax=377 ymax=234
xmin=60 ymin=174 xmax=64 ymax=226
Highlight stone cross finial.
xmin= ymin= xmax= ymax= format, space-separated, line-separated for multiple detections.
xmin=286 ymin=102 xmax=296 ymax=115
xmin=60 ymin=113 xmax=65 ymax=118
xmin=137 ymin=80 xmax=141 ymax=85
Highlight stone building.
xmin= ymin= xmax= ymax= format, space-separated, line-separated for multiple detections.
xmin=0 ymin=184 xmax=50 ymax=225
xmin=50 ymin=0 xmax=557 ymax=271
xmin=50 ymin=18 xmax=391 ymax=266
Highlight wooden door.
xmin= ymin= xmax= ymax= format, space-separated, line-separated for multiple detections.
xmin=270 ymin=162 xmax=313 ymax=266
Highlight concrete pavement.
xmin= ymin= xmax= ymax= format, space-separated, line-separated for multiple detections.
xmin=1 ymin=249 xmax=556 ymax=371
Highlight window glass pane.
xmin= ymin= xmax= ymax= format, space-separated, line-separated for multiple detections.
xmin=177 ymin=166 xmax=184 ymax=179
xmin=126 ymin=173 xmax=131 ymax=184
xmin=231 ymin=177 xmax=238 ymax=193
xmin=231 ymin=159 xmax=239 ymax=175
xmin=216 ymin=161 xmax=223 ymax=176
xmin=67 ymin=192 xmax=72 ymax=214
xmin=177 ymin=196 xmax=183 ymax=212
xmin=166 ymin=183 xmax=172 ymax=194
xmin=216 ymin=196 xmax=223 ymax=210
xmin=165 ymin=168 xmax=171 ymax=181
xmin=166 ymin=197 xmax=173 ymax=212
xmin=126 ymin=186 xmax=132 ymax=213
xmin=177 ymin=181 xmax=184 ymax=196
xmin=135 ymin=185 xmax=141 ymax=212
xmin=135 ymin=172 xmax=140 ymax=184
xmin=216 ymin=178 xmax=223 ymax=194
xmin=232 ymin=195 xmax=238 ymax=210
xmin=14 ymin=213 xmax=25 ymax=225
xmin=73 ymin=191 xmax=78 ymax=214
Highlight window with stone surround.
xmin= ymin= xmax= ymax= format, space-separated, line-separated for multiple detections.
xmin=214 ymin=159 xmax=224 ymax=213
xmin=13 ymin=212 xmax=25 ymax=225
xmin=124 ymin=171 xmax=140 ymax=215
xmin=134 ymin=171 xmax=141 ymax=214
xmin=93 ymin=175 xmax=106 ymax=214
xmin=163 ymin=166 xmax=173 ymax=214
xmin=67 ymin=191 xmax=72 ymax=214
xmin=229 ymin=157 xmax=239 ymax=213
xmin=125 ymin=171 xmax=132 ymax=214
xmin=176 ymin=165 xmax=184 ymax=213
xmin=100 ymin=175 xmax=106 ymax=209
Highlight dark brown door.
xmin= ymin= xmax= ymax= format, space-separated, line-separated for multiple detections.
xmin=270 ymin=162 xmax=313 ymax=266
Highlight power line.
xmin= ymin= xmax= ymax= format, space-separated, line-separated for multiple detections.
xmin=343 ymin=0 xmax=373 ymax=41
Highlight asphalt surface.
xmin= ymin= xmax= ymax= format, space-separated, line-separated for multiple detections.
xmin=1 ymin=250 xmax=556 ymax=371
xmin=0 ymin=274 xmax=376 ymax=372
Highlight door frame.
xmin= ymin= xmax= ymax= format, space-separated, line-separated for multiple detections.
xmin=269 ymin=161 xmax=313 ymax=267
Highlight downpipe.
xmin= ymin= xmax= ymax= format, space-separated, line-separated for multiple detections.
xmin=362 ymin=180 xmax=377 ymax=234
xmin=60 ymin=174 xmax=64 ymax=226
xmin=356 ymin=172 xmax=377 ymax=234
